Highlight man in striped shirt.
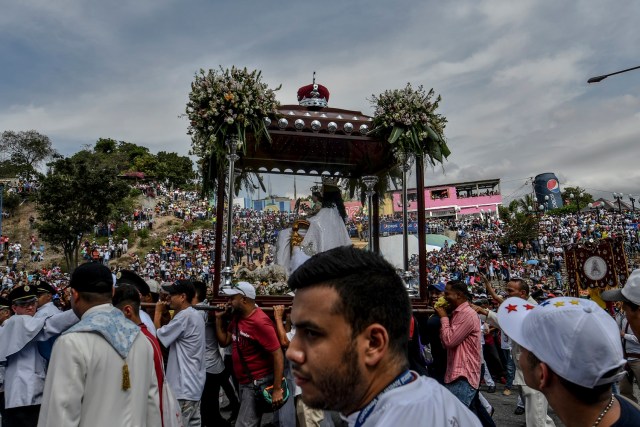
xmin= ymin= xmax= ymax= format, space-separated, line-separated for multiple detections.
xmin=434 ymin=280 xmax=482 ymax=407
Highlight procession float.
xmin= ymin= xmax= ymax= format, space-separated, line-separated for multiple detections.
xmin=186 ymin=67 xmax=450 ymax=309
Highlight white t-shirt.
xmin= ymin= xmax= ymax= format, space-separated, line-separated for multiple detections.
xmin=343 ymin=372 xmax=481 ymax=427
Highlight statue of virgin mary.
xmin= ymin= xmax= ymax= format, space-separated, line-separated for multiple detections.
xmin=275 ymin=180 xmax=352 ymax=274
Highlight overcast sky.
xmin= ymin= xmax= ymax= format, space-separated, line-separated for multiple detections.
xmin=1 ymin=0 xmax=639 ymax=204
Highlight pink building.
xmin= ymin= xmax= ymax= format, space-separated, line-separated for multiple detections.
xmin=391 ymin=178 xmax=502 ymax=218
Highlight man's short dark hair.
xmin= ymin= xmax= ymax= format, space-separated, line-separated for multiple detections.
xmin=168 ymin=280 xmax=196 ymax=302
xmin=288 ymin=246 xmax=411 ymax=363
xmin=112 ymin=284 xmax=141 ymax=314
xmin=446 ymin=280 xmax=470 ymax=300
xmin=510 ymin=278 xmax=530 ymax=296
xmin=193 ymin=281 xmax=207 ymax=303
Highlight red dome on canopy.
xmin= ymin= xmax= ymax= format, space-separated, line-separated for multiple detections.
xmin=297 ymin=83 xmax=330 ymax=108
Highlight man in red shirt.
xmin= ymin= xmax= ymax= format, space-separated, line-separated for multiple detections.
xmin=434 ymin=280 xmax=482 ymax=408
xmin=112 ymin=284 xmax=164 ymax=424
xmin=215 ymin=282 xmax=285 ymax=427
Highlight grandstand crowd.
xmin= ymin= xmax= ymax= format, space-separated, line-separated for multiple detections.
xmin=2 ymin=181 xmax=638 ymax=303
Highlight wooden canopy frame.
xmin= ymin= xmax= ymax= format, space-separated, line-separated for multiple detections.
xmin=211 ymin=104 xmax=430 ymax=309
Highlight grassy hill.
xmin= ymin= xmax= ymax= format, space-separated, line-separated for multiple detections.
xmin=2 ymin=196 xmax=206 ymax=273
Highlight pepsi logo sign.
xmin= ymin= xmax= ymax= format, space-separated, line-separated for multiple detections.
xmin=546 ymin=179 xmax=560 ymax=193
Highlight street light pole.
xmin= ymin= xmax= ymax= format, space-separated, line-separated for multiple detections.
xmin=613 ymin=193 xmax=623 ymax=214
xmin=362 ymin=175 xmax=379 ymax=252
xmin=629 ymin=194 xmax=636 ymax=219
xmin=221 ymin=136 xmax=240 ymax=288
xmin=395 ymin=150 xmax=414 ymax=274
xmin=588 ymin=65 xmax=640 ymax=83
xmin=570 ymin=192 xmax=584 ymax=221
xmin=589 ymin=202 xmax=603 ymax=222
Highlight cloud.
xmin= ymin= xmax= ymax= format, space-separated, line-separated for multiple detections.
xmin=1 ymin=0 xmax=640 ymax=202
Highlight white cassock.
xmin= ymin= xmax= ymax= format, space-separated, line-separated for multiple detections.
xmin=37 ymin=304 xmax=161 ymax=427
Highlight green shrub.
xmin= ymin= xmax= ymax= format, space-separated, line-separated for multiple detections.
xmin=2 ymin=191 xmax=21 ymax=214
xmin=116 ymin=224 xmax=133 ymax=239
xmin=138 ymin=228 xmax=149 ymax=239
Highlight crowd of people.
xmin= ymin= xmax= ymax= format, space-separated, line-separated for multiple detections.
xmin=2 ymin=180 xmax=640 ymax=426
xmin=4 ymin=245 xmax=640 ymax=427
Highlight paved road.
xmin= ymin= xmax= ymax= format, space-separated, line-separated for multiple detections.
xmin=481 ymin=382 xmax=562 ymax=427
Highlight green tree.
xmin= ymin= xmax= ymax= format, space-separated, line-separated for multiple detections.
xmin=94 ymin=138 xmax=117 ymax=154
xmin=117 ymin=141 xmax=150 ymax=164
xmin=499 ymin=200 xmax=539 ymax=245
xmin=133 ymin=153 xmax=159 ymax=177
xmin=1 ymin=187 xmax=21 ymax=214
xmin=516 ymin=194 xmax=538 ymax=213
xmin=499 ymin=211 xmax=539 ymax=246
xmin=0 ymin=160 xmax=23 ymax=179
xmin=561 ymin=186 xmax=593 ymax=212
xmin=36 ymin=150 xmax=130 ymax=271
xmin=0 ymin=130 xmax=57 ymax=181
xmin=156 ymin=151 xmax=194 ymax=188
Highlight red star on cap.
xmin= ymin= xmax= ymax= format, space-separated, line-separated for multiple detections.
xmin=506 ymin=304 xmax=518 ymax=313
xmin=524 ymin=304 xmax=535 ymax=310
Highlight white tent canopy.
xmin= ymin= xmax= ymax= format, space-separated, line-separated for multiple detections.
xmin=379 ymin=234 xmax=442 ymax=269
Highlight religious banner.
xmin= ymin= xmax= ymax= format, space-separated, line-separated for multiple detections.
xmin=564 ymin=237 xmax=628 ymax=292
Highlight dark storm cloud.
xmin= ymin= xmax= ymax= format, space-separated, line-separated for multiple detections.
xmin=1 ymin=0 xmax=638 ymax=200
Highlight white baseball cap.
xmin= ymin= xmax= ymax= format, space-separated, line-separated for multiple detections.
xmin=222 ymin=281 xmax=256 ymax=300
xmin=497 ymin=297 xmax=625 ymax=388
xmin=601 ymin=269 xmax=640 ymax=305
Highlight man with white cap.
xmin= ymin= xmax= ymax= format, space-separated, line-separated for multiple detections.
xmin=214 ymin=282 xmax=285 ymax=427
xmin=602 ymin=269 xmax=640 ymax=338
xmin=497 ymin=296 xmax=640 ymax=426
xmin=601 ymin=269 xmax=640 ymax=403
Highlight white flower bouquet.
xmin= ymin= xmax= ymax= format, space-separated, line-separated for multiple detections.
xmin=186 ymin=66 xmax=281 ymax=161
xmin=370 ymin=83 xmax=450 ymax=165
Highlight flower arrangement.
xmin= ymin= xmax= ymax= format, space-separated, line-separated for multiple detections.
xmin=186 ymin=66 xmax=281 ymax=162
xmin=370 ymin=83 xmax=450 ymax=165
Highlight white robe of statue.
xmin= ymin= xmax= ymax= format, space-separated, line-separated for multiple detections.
xmin=275 ymin=206 xmax=352 ymax=275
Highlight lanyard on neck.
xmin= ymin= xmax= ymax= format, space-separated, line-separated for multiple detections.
xmin=354 ymin=370 xmax=414 ymax=427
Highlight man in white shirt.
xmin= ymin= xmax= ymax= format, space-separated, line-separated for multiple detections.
xmin=155 ymin=280 xmax=206 ymax=427
xmin=286 ymin=246 xmax=480 ymax=426
xmin=34 ymin=281 xmax=61 ymax=319
xmin=0 ymin=285 xmax=78 ymax=426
